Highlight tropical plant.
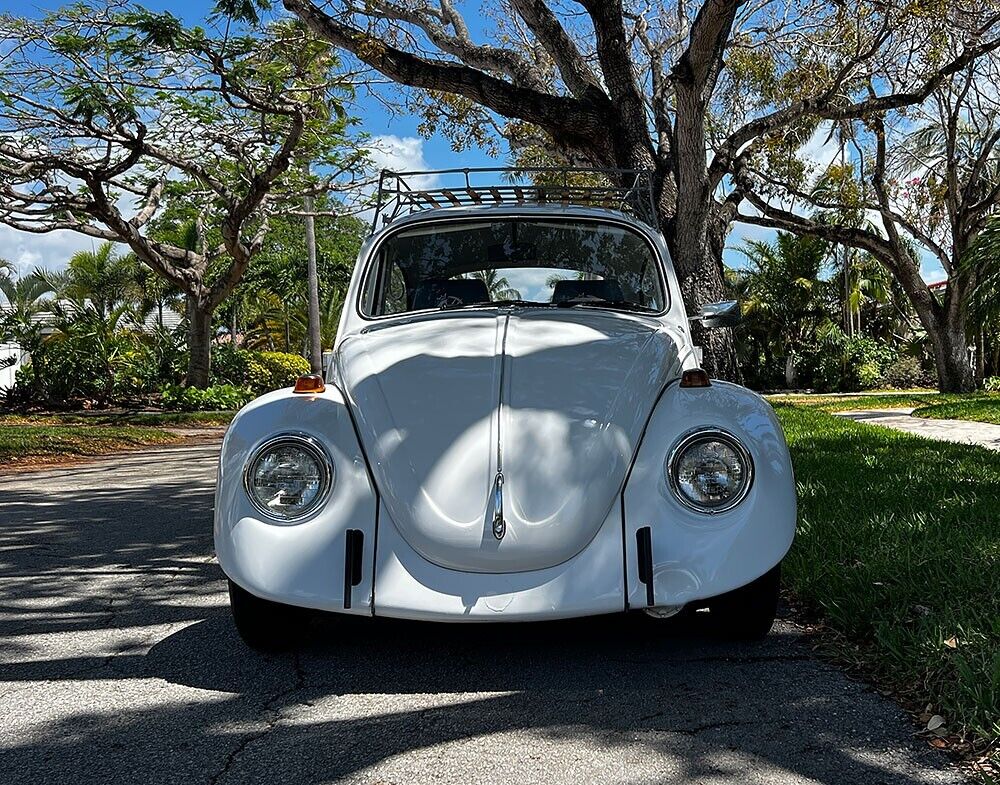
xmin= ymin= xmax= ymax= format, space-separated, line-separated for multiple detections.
xmin=734 ymin=232 xmax=834 ymax=388
xmin=469 ymin=269 xmax=521 ymax=301
xmin=40 ymin=243 xmax=136 ymax=319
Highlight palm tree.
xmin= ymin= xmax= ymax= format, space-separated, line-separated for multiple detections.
xmin=470 ymin=269 xmax=521 ymax=300
xmin=41 ymin=242 xmax=136 ymax=319
xmin=737 ymin=232 xmax=834 ymax=388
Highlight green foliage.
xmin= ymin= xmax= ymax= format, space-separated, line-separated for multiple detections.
xmin=246 ymin=351 xmax=310 ymax=392
xmin=845 ymin=336 xmax=897 ymax=390
xmin=210 ymin=344 xmax=310 ymax=393
xmin=159 ymin=383 xmax=254 ymax=411
xmin=799 ymin=334 xmax=899 ymax=392
xmin=984 ymin=377 xmax=1000 ymax=393
xmin=882 ymin=355 xmax=933 ymax=389
xmin=855 ymin=360 xmax=882 ymax=390
xmin=777 ymin=404 xmax=999 ymax=745
xmin=23 ymin=328 xmax=157 ymax=403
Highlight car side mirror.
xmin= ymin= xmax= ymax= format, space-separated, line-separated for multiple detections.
xmin=691 ymin=300 xmax=741 ymax=329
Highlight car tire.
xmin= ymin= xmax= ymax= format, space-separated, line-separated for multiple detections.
xmin=708 ymin=564 xmax=781 ymax=639
xmin=227 ymin=579 xmax=306 ymax=651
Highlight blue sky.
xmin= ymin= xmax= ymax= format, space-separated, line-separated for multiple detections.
xmin=1 ymin=0 xmax=946 ymax=283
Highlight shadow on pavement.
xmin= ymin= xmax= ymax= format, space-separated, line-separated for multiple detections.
xmin=0 ymin=447 xmax=959 ymax=785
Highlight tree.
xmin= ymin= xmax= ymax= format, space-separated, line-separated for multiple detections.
xmin=40 ymin=242 xmax=135 ymax=320
xmin=734 ymin=232 xmax=832 ymax=387
xmin=219 ymin=209 xmax=365 ymax=351
xmin=0 ymin=3 xmax=359 ymax=386
xmin=241 ymin=0 xmax=1000 ymax=379
xmin=470 ymin=269 xmax=521 ymax=301
xmin=733 ymin=46 xmax=1000 ymax=391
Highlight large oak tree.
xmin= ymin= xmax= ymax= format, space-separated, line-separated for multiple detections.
xmin=261 ymin=0 xmax=1000 ymax=378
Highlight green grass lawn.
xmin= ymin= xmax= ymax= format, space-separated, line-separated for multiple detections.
xmin=0 ymin=411 xmax=237 ymax=428
xmin=775 ymin=403 xmax=1000 ymax=756
xmin=0 ymin=420 xmax=182 ymax=465
xmin=912 ymin=397 xmax=1000 ymax=426
xmin=772 ymin=391 xmax=962 ymax=412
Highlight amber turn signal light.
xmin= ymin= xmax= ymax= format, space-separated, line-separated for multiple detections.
xmin=293 ymin=374 xmax=326 ymax=394
xmin=679 ymin=368 xmax=711 ymax=388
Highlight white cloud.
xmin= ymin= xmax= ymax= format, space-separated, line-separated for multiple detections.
xmin=799 ymin=122 xmax=843 ymax=172
xmin=366 ymin=135 xmax=442 ymax=192
xmin=368 ymin=134 xmax=431 ymax=175
xmin=0 ymin=225 xmax=107 ymax=276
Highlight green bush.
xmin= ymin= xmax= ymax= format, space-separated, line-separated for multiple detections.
xmin=160 ymin=383 xmax=254 ymax=411
xmin=882 ymin=355 xmax=933 ymax=389
xmin=245 ymin=351 xmax=310 ymax=394
xmin=210 ymin=343 xmax=252 ymax=387
xmin=983 ymin=376 xmax=1000 ymax=393
xmin=843 ymin=337 xmax=896 ymax=391
xmin=210 ymin=346 xmax=309 ymax=394
xmin=19 ymin=331 xmax=158 ymax=404
xmin=855 ymin=361 xmax=882 ymax=390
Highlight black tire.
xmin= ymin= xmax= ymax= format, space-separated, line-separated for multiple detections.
xmin=708 ymin=564 xmax=781 ymax=640
xmin=227 ymin=579 xmax=306 ymax=651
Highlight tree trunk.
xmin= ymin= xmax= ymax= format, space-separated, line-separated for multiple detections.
xmin=784 ymin=353 xmax=796 ymax=389
xmin=976 ymin=329 xmax=985 ymax=383
xmin=186 ymin=294 xmax=213 ymax=389
xmin=927 ymin=320 xmax=974 ymax=392
xmin=664 ymin=198 xmax=741 ymax=381
xmin=304 ymin=193 xmax=323 ymax=374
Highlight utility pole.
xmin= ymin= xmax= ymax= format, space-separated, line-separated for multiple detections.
xmin=304 ymin=180 xmax=322 ymax=375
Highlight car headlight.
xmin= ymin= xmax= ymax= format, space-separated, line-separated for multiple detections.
xmin=667 ymin=429 xmax=753 ymax=513
xmin=243 ymin=434 xmax=333 ymax=522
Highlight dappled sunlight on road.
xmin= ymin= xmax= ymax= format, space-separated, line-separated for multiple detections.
xmin=0 ymin=445 xmax=963 ymax=785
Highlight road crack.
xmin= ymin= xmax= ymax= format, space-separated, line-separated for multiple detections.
xmin=206 ymin=651 xmax=307 ymax=785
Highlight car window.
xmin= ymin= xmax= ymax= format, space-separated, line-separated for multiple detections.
xmin=361 ymin=218 xmax=666 ymax=317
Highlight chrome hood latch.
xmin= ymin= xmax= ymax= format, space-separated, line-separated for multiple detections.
xmin=492 ymin=471 xmax=505 ymax=540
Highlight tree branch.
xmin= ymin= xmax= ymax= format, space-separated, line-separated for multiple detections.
xmin=282 ymin=0 xmax=608 ymax=149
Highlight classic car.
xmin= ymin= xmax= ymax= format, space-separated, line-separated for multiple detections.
xmin=214 ymin=168 xmax=797 ymax=649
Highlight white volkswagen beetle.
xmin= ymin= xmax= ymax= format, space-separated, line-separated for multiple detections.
xmin=214 ymin=169 xmax=796 ymax=649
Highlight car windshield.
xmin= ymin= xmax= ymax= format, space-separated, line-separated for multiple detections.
xmin=361 ymin=218 xmax=666 ymax=317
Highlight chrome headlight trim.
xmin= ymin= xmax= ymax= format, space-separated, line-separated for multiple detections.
xmin=242 ymin=432 xmax=334 ymax=523
xmin=667 ymin=427 xmax=754 ymax=514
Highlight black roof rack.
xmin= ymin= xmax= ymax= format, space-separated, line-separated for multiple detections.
xmin=371 ymin=167 xmax=658 ymax=232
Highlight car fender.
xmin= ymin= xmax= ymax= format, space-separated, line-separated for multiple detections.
xmin=214 ymin=386 xmax=378 ymax=614
xmin=623 ymin=380 xmax=796 ymax=608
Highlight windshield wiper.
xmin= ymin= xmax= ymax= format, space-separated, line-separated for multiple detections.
xmin=439 ymin=299 xmax=554 ymax=310
xmin=556 ymin=297 xmax=655 ymax=313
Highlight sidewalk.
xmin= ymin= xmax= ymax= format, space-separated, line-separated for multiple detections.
xmin=836 ymin=408 xmax=1000 ymax=451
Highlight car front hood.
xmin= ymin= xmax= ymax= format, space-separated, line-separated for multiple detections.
xmin=336 ymin=309 xmax=682 ymax=573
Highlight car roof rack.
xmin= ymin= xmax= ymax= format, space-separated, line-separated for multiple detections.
xmin=371 ymin=167 xmax=659 ymax=232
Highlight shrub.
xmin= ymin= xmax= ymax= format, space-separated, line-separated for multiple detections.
xmin=855 ymin=361 xmax=882 ymax=390
xmin=799 ymin=335 xmax=898 ymax=392
xmin=983 ymin=376 xmax=1000 ymax=392
xmin=245 ymin=351 xmax=310 ymax=394
xmin=210 ymin=346 xmax=309 ymax=394
xmin=211 ymin=343 xmax=252 ymax=387
xmin=882 ymin=355 xmax=933 ymax=389
xmin=26 ymin=331 xmax=157 ymax=404
xmin=160 ymin=383 xmax=254 ymax=411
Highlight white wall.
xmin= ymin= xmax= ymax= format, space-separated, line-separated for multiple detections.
xmin=0 ymin=343 xmax=25 ymax=391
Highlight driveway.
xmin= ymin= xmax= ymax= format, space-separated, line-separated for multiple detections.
xmin=0 ymin=445 xmax=963 ymax=784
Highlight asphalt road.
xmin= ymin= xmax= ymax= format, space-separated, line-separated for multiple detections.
xmin=0 ymin=444 xmax=964 ymax=785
